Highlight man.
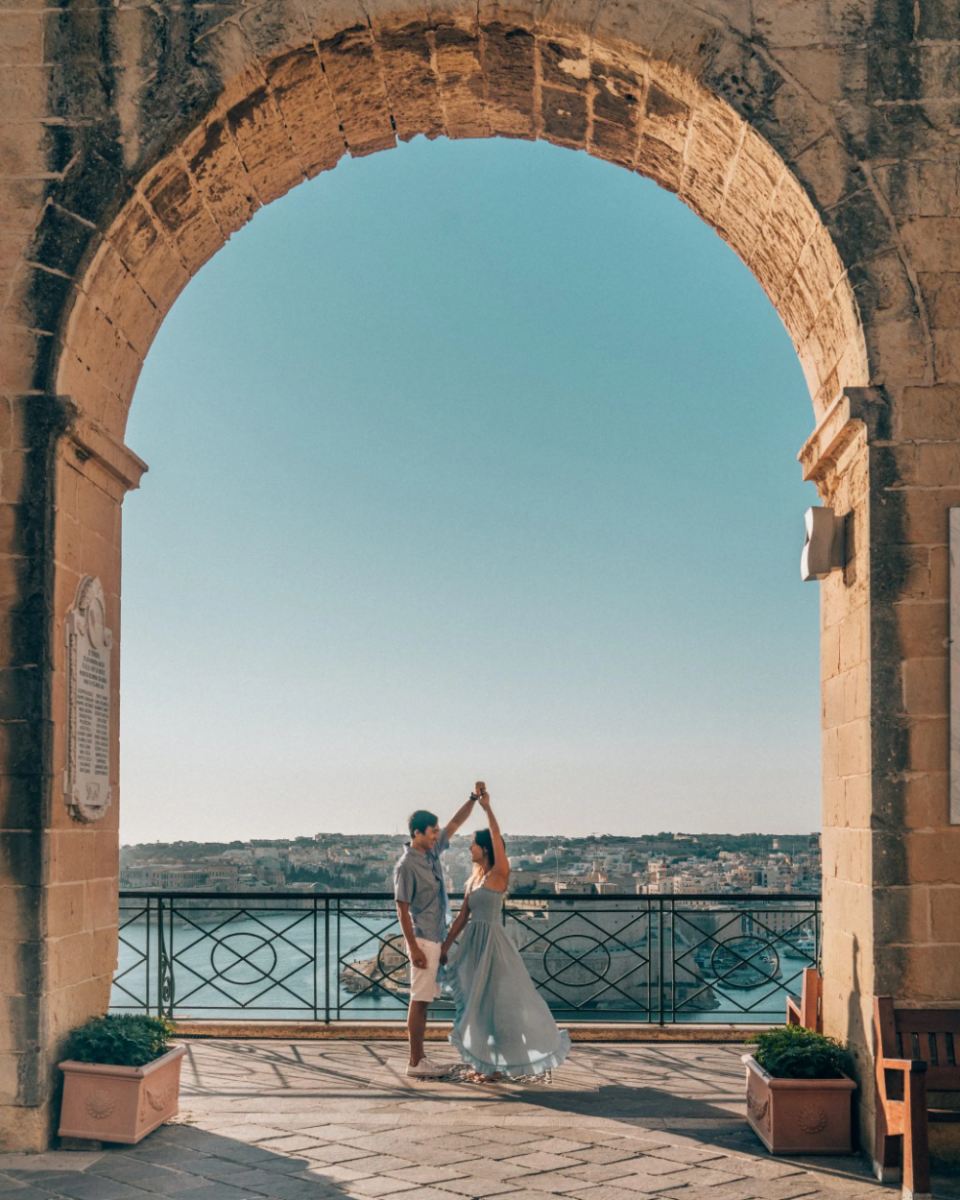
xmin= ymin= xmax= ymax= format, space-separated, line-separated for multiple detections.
xmin=394 ymin=788 xmax=480 ymax=1076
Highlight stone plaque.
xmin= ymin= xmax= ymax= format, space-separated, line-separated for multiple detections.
xmin=63 ymin=575 xmax=113 ymax=822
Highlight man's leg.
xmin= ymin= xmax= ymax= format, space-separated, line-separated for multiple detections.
xmin=408 ymin=1000 xmax=429 ymax=1066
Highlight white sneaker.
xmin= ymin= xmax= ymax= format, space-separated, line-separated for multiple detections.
xmin=406 ymin=1055 xmax=458 ymax=1078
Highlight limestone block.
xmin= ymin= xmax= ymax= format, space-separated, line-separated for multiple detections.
xmin=677 ymin=97 xmax=740 ymax=225
xmin=915 ymin=446 xmax=960 ymax=492
xmin=718 ymin=133 xmax=781 ymax=250
xmin=636 ymin=132 xmax=683 ymax=192
xmin=225 ymin=86 xmax=306 ymax=206
xmin=93 ymin=830 xmax=119 ymax=880
xmin=238 ymin=0 xmax=313 ymax=56
xmin=47 ymin=930 xmax=94 ymax=991
xmin=0 ymin=65 xmax=55 ymax=120
xmin=843 ymin=772 xmax=872 ymax=828
xmin=45 ymin=883 xmax=85 ymax=940
xmin=78 ymin=245 xmax=162 ymax=361
xmin=180 ymin=120 xmax=260 ymax=238
xmin=821 ymin=620 xmax=841 ymax=678
xmin=0 ymin=178 xmax=45 ymax=235
xmin=84 ymin=879 xmax=117 ymax=933
xmin=373 ymin=26 xmax=442 ymax=143
xmin=838 ymin=605 xmax=866 ymax=674
xmin=822 ymin=724 xmax=839 ymax=781
xmin=266 ymin=49 xmax=346 ymax=176
xmin=481 ymin=24 xmax=536 ymax=139
xmin=822 ymin=672 xmax=845 ymax=729
xmin=0 ymin=120 xmax=50 ymax=177
xmin=900 ymin=944 xmax=960 ymax=1001
xmin=589 ymin=56 xmax=642 ymax=162
xmin=930 ymin=886 xmax=960 ymax=941
xmin=316 ymin=28 xmax=397 ymax=156
xmin=903 ymin=773 xmax=948 ymax=828
xmin=593 ymin=1 xmax=710 ymax=73
xmin=142 ymin=160 xmax=226 ymax=276
xmin=753 ymin=0 xmax=838 ymax=48
xmin=896 ymin=599 xmax=948 ymax=657
xmin=900 ymin=383 xmax=960 ymax=441
xmin=902 ymin=487 xmax=960 ymax=545
xmin=904 ymin=830 xmax=960 ymax=885
xmin=106 ymin=199 xmax=190 ymax=316
xmin=919 ymin=272 xmax=960 ymax=328
xmin=750 ymin=192 xmax=813 ymax=307
xmin=61 ymin=294 xmax=143 ymax=406
xmin=934 ymin=328 xmax=960 ymax=382
xmin=46 ymin=829 xmax=98 ymax=886
xmin=0 ymin=325 xmax=44 ymax=394
xmin=908 ymin=715 xmax=949 ymax=773
xmin=837 ymin=719 xmax=869 ymax=777
xmin=0 ymin=13 xmax=45 ymax=65
xmin=433 ymin=24 xmax=490 ymax=140
xmin=902 ymin=656 xmax=948 ymax=716
xmin=865 ymin=315 xmax=929 ymax=385
xmin=298 ymin=0 xmax=371 ymax=42
xmin=875 ymin=885 xmax=932 ymax=945
xmin=901 ymin=217 xmax=960 ymax=274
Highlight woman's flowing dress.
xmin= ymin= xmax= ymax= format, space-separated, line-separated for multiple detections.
xmin=446 ymin=885 xmax=571 ymax=1077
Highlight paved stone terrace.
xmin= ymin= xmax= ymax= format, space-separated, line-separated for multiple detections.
xmin=0 ymin=1040 xmax=957 ymax=1200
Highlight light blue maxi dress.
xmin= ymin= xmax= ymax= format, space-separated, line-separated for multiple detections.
xmin=446 ymin=885 xmax=572 ymax=1078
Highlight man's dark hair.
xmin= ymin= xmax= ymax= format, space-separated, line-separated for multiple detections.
xmin=409 ymin=809 xmax=439 ymax=836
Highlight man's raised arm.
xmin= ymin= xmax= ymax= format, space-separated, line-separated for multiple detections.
xmin=444 ymin=790 xmax=479 ymax=839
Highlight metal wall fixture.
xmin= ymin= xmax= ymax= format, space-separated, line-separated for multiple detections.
xmin=801 ymin=507 xmax=845 ymax=581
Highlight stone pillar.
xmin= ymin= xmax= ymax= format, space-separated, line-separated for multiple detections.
xmin=802 ymin=384 xmax=960 ymax=1164
xmin=0 ymin=397 xmax=143 ymax=1151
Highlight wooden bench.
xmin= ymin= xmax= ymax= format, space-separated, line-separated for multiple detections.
xmin=786 ymin=968 xmax=822 ymax=1032
xmin=874 ymin=997 xmax=960 ymax=1198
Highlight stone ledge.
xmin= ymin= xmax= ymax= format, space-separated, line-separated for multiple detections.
xmin=171 ymin=1019 xmax=765 ymax=1042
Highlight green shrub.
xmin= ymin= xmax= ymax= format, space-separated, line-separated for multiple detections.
xmin=748 ymin=1024 xmax=852 ymax=1080
xmin=65 ymin=1015 xmax=174 ymax=1068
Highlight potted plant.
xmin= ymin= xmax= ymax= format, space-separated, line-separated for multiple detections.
xmin=59 ymin=1015 xmax=186 ymax=1145
xmin=743 ymin=1024 xmax=857 ymax=1154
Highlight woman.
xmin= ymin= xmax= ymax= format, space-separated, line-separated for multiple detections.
xmin=440 ymin=783 xmax=571 ymax=1080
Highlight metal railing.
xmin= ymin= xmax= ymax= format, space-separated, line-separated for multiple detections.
xmin=113 ymin=890 xmax=820 ymax=1025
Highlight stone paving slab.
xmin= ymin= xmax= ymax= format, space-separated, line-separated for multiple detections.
xmin=0 ymin=1040 xmax=957 ymax=1200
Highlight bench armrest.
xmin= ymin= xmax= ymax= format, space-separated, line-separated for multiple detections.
xmin=880 ymin=1057 xmax=927 ymax=1073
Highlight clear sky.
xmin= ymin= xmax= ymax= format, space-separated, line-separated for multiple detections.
xmin=120 ymin=135 xmax=821 ymax=845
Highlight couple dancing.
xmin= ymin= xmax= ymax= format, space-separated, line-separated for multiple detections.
xmin=394 ymin=783 xmax=571 ymax=1080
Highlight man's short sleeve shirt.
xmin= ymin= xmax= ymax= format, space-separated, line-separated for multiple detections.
xmin=393 ymin=829 xmax=451 ymax=943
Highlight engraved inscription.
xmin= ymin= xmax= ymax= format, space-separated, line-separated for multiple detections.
xmin=64 ymin=576 xmax=113 ymax=823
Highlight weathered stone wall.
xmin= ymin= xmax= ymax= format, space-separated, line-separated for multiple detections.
xmin=1 ymin=0 xmax=959 ymax=1157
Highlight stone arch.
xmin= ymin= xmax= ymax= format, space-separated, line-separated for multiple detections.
xmin=53 ymin=22 xmax=867 ymax=440
xmin=19 ymin=0 xmax=960 ymax=1159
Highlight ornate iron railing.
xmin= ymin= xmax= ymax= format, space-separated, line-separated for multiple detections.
xmin=113 ymin=890 xmax=820 ymax=1024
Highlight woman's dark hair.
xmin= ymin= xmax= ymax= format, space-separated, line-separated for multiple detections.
xmin=474 ymin=828 xmax=500 ymax=868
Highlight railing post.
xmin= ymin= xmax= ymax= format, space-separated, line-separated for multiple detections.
xmin=657 ymin=897 xmax=664 ymax=1025
xmin=324 ymin=898 xmax=330 ymax=1025
xmin=312 ymin=895 xmax=319 ymax=1023
xmin=144 ymin=896 xmax=152 ymax=1016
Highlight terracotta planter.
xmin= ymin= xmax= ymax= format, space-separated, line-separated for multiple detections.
xmin=59 ymin=1044 xmax=187 ymax=1145
xmin=743 ymin=1053 xmax=856 ymax=1155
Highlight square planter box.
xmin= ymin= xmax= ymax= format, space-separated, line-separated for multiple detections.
xmin=59 ymin=1045 xmax=187 ymax=1145
xmin=743 ymin=1053 xmax=856 ymax=1155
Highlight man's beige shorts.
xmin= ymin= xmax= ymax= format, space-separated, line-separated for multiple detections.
xmin=407 ymin=939 xmax=442 ymax=1002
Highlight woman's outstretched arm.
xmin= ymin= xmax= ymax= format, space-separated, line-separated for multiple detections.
xmin=440 ymin=896 xmax=471 ymax=964
xmin=477 ymin=784 xmax=510 ymax=889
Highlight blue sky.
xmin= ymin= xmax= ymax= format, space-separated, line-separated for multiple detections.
xmin=120 ymin=135 xmax=821 ymax=843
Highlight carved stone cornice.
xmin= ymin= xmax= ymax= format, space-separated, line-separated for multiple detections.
xmin=65 ymin=411 xmax=148 ymax=494
xmin=798 ymin=387 xmax=889 ymax=485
